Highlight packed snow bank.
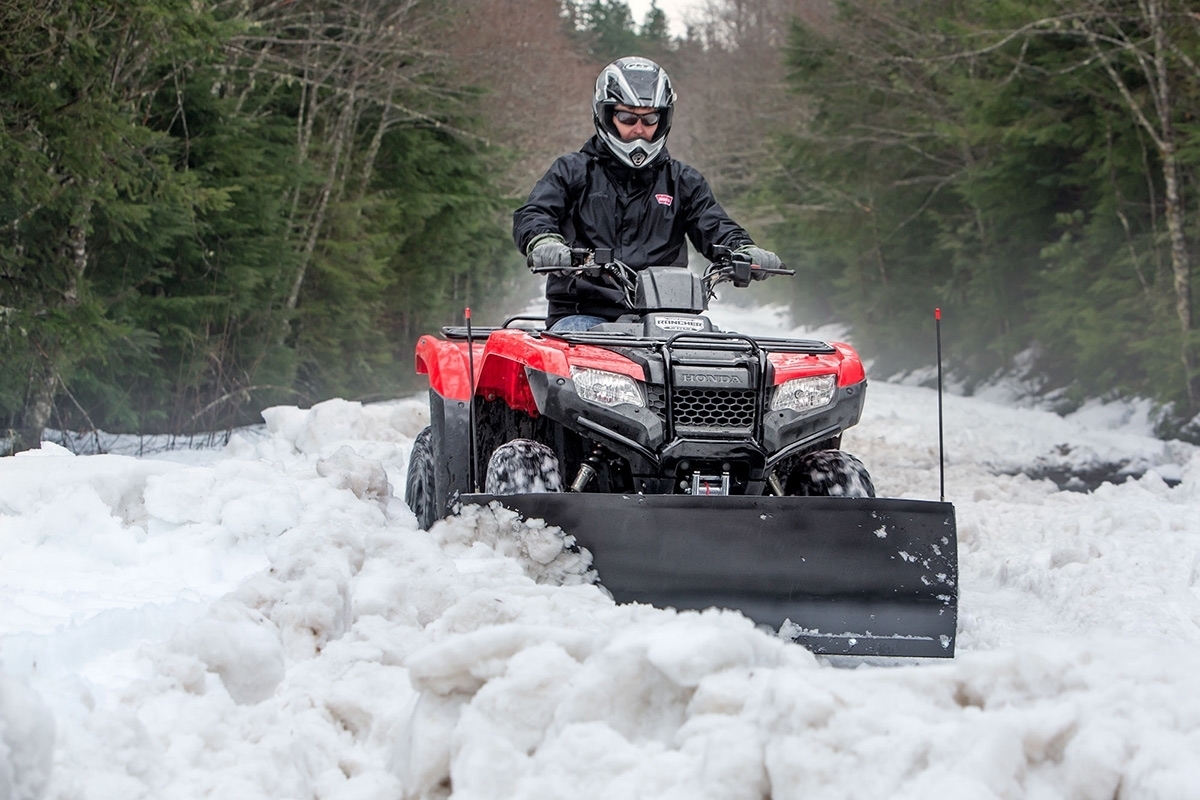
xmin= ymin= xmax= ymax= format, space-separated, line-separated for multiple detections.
xmin=2 ymin=369 xmax=1199 ymax=798
xmin=0 ymin=674 xmax=55 ymax=800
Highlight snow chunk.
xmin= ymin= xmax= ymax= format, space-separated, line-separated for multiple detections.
xmin=435 ymin=502 xmax=597 ymax=587
xmin=170 ymin=601 xmax=284 ymax=705
xmin=316 ymin=445 xmax=392 ymax=505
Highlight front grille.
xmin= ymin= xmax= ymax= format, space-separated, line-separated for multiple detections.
xmin=672 ymin=387 xmax=757 ymax=433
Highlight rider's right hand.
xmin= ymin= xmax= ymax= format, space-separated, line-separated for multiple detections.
xmin=528 ymin=233 xmax=572 ymax=273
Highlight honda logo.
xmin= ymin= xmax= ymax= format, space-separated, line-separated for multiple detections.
xmin=673 ymin=367 xmax=751 ymax=389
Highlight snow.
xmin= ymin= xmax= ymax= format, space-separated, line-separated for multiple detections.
xmin=4 ymin=306 xmax=1200 ymax=800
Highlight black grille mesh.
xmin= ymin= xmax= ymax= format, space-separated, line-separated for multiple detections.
xmin=672 ymin=387 xmax=756 ymax=431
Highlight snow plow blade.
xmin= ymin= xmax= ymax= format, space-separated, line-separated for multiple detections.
xmin=460 ymin=493 xmax=957 ymax=658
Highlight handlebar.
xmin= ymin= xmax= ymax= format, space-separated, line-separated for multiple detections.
xmin=530 ymin=245 xmax=794 ymax=291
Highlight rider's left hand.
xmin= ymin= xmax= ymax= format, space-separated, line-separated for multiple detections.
xmin=528 ymin=233 xmax=572 ymax=272
xmin=736 ymin=245 xmax=782 ymax=279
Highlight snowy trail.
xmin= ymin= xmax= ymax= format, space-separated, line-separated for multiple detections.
xmin=2 ymin=305 xmax=1200 ymax=799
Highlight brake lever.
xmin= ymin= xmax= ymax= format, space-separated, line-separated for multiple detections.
xmin=530 ymin=264 xmax=595 ymax=277
xmin=744 ymin=264 xmax=795 ymax=282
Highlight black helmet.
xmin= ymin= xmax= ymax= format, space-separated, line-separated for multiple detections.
xmin=593 ymin=56 xmax=676 ymax=169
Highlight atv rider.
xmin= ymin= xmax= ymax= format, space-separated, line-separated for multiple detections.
xmin=513 ymin=56 xmax=782 ymax=332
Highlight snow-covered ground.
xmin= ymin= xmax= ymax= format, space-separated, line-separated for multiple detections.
xmin=3 ymin=303 xmax=1200 ymax=799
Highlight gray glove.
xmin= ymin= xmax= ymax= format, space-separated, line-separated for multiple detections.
xmin=528 ymin=233 xmax=572 ymax=271
xmin=736 ymin=245 xmax=782 ymax=279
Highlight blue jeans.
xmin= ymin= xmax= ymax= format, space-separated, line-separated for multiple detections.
xmin=550 ymin=314 xmax=608 ymax=332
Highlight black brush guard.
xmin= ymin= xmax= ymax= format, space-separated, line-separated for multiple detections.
xmin=459 ymin=493 xmax=958 ymax=658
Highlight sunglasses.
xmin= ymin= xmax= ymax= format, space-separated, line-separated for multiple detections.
xmin=613 ymin=109 xmax=662 ymax=126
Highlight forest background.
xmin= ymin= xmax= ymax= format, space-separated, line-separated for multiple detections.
xmin=4 ymin=0 xmax=1200 ymax=453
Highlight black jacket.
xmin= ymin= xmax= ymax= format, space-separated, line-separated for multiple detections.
xmin=513 ymin=136 xmax=753 ymax=326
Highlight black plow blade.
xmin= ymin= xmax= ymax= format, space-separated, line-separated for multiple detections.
xmin=459 ymin=493 xmax=958 ymax=658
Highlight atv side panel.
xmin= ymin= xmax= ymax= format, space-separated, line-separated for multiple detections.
xmin=460 ymin=493 xmax=958 ymax=659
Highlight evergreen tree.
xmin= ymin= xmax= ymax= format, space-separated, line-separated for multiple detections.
xmin=0 ymin=0 xmax=237 ymax=446
xmin=768 ymin=3 xmax=981 ymax=375
xmin=566 ymin=0 xmax=669 ymax=61
xmin=641 ymin=2 xmax=671 ymax=46
xmin=769 ymin=0 xmax=1200 ymax=432
xmin=1 ymin=0 xmax=527 ymax=450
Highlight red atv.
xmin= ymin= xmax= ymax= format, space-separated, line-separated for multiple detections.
xmin=406 ymin=248 xmax=957 ymax=658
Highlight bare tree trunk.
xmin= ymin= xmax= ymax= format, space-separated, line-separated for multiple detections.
xmin=286 ymin=92 xmax=355 ymax=313
xmin=354 ymin=85 xmax=393 ymax=201
xmin=15 ymin=363 xmax=57 ymax=452
xmin=61 ymin=195 xmax=93 ymax=306
xmin=1161 ymin=144 xmax=1194 ymax=400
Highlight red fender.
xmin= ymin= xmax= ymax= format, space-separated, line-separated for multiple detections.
xmin=415 ymin=329 xmax=648 ymax=415
xmin=414 ymin=336 xmax=476 ymax=402
xmin=767 ymin=341 xmax=865 ymax=388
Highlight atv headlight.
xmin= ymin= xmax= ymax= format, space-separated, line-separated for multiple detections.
xmin=770 ymin=374 xmax=836 ymax=412
xmin=571 ymin=367 xmax=645 ymax=408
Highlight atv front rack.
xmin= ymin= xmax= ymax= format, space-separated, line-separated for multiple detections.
xmin=460 ymin=492 xmax=958 ymax=659
xmin=545 ymin=329 xmax=838 ymax=355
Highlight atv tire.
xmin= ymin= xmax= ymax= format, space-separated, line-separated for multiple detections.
xmin=405 ymin=426 xmax=438 ymax=529
xmin=486 ymin=439 xmax=562 ymax=495
xmin=785 ymin=449 xmax=876 ymax=498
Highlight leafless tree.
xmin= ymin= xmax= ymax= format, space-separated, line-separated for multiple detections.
xmin=434 ymin=0 xmax=601 ymax=193
xmin=218 ymin=0 xmax=459 ymax=316
xmin=668 ymin=0 xmax=833 ymax=218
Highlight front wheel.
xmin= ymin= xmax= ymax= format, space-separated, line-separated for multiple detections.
xmin=485 ymin=439 xmax=562 ymax=495
xmin=405 ymin=426 xmax=438 ymax=529
xmin=785 ymin=450 xmax=875 ymax=498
